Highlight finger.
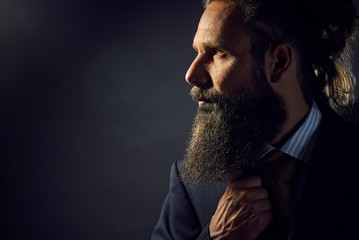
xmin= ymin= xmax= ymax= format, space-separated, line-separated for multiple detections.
xmin=232 ymin=176 xmax=262 ymax=188
xmin=242 ymin=188 xmax=269 ymax=201
xmin=225 ymin=176 xmax=262 ymax=196
xmin=260 ymin=211 xmax=274 ymax=226
xmin=248 ymin=211 xmax=274 ymax=233
xmin=229 ymin=169 xmax=243 ymax=183
xmin=252 ymin=199 xmax=273 ymax=213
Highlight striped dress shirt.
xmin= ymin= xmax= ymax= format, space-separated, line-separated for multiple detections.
xmin=280 ymin=101 xmax=322 ymax=162
xmin=255 ymin=101 xmax=322 ymax=165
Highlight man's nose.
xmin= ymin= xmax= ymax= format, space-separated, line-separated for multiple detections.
xmin=185 ymin=56 xmax=211 ymax=88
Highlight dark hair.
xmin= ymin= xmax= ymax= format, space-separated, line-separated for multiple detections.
xmin=203 ymin=0 xmax=358 ymax=112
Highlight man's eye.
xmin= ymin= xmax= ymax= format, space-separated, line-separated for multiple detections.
xmin=215 ymin=49 xmax=224 ymax=55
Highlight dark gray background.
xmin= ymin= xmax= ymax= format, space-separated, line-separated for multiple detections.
xmin=1 ymin=0 xmax=359 ymax=239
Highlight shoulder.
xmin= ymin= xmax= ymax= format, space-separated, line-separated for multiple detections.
xmin=317 ymin=108 xmax=359 ymax=145
xmin=313 ymin=108 xmax=359 ymax=168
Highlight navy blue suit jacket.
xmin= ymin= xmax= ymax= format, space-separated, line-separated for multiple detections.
xmin=152 ymin=110 xmax=359 ymax=240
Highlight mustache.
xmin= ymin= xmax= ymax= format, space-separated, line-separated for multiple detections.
xmin=190 ymin=87 xmax=222 ymax=103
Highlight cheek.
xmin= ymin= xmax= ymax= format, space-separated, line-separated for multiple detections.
xmin=211 ymin=59 xmax=252 ymax=95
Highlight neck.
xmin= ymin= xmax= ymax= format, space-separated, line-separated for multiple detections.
xmin=270 ymin=98 xmax=310 ymax=146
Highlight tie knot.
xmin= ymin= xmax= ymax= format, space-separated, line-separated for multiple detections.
xmin=259 ymin=149 xmax=292 ymax=164
xmin=257 ymin=149 xmax=298 ymax=181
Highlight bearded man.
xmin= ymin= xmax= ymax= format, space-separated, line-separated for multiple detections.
xmin=152 ymin=0 xmax=359 ymax=239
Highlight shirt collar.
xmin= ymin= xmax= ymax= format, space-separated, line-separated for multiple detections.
xmin=253 ymin=101 xmax=322 ymax=165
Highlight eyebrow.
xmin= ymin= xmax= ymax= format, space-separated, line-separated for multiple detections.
xmin=192 ymin=39 xmax=227 ymax=51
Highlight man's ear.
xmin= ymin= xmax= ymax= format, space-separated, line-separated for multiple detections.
xmin=268 ymin=43 xmax=294 ymax=83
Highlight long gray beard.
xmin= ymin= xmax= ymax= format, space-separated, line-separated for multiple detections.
xmin=180 ymin=75 xmax=287 ymax=185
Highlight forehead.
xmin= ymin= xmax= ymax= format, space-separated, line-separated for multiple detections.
xmin=194 ymin=1 xmax=252 ymax=51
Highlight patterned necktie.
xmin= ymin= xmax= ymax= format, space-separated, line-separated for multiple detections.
xmin=256 ymin=149 xmax=300 ymax=238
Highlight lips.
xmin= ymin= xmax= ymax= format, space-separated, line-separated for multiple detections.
xmin=198 ymin=100 xmax=207 ymax=105
xmin=197 ymin=98 xmax=212 ymax=105
xmin=190 ymin=87 xmax=219 ymax=106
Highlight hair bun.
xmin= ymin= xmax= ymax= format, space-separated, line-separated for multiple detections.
xmin=306 ymin=0 xmax=358 ymax=57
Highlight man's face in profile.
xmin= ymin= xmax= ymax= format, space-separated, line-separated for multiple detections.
xmin=180 ymin=1 xmax=287 ymax=185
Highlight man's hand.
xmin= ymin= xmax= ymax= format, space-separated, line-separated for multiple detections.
xmin=209 ymin=171 xmax=273 ymax=240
